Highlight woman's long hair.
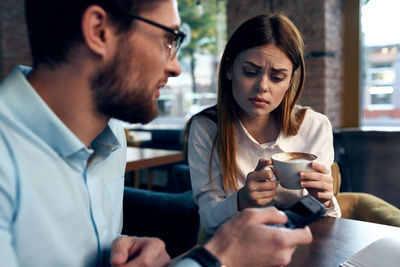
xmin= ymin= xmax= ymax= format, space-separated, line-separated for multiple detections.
xmin=186 ymin=13 xmax=307 ymax=192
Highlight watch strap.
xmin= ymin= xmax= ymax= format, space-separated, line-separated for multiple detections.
xmin=185 ymin=246 xmax=225 ymax=267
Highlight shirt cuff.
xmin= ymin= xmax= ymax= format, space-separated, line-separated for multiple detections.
xmin=199 ymin=190 xmax=240 ymax=234
xmin=325 ymin=196 xmax=342 ymax=217
xmin=174 ymin=258 xmax=203 ymax=267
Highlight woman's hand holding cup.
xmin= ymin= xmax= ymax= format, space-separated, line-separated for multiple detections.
xmin=265 ymin=152 xmax=334 ymax=208
xmin=237 ymin=158 xmax=278 ymax=211
xmin=300 ymin=161 xmax=334 ymax=208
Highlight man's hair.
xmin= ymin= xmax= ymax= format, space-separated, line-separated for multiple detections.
xmin=24 ymin=0 xmax=163 ymax=68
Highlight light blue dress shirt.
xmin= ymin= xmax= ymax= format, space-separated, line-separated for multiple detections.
xmin=0 ymin=66 xmax=127 ymax=266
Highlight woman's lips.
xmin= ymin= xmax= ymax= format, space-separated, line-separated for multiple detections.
xmin=250 ymin=97 xmax=268 ymax=106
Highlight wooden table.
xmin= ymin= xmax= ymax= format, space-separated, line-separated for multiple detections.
xmin=288 ymin=217 xmax=400 ymax=266
xmin=126 ymin=147 xmax=184 ymax=189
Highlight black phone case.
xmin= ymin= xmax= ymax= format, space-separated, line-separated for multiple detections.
xmin=269 ymin=195 xmax=326 ymax=229
xmin=283 ymin=195 xmax=326 ymax=228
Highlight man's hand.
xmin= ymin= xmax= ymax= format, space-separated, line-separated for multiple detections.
xmin=204 ymin=207 xmax=313 ymax=267
xmin=110 ymin=236 xmax=170 ymax=267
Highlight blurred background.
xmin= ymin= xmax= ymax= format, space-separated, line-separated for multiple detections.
xmin=4 ymin=0 xmax=400 ymax=129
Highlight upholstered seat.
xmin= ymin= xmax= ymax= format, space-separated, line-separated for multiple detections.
xmin=332 ymin=162 xmax=400 ymax=227
xmin=122 ymin=187 xmax=199 ymax=258
xmin=333 ymin=128 xmax=400 ymax=208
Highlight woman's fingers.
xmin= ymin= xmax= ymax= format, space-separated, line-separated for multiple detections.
xmin=300 ymin=179 xmax=332 ymax=192
xmin=250 ymin=192 xmax=277 ymax=206
xmin=254 ymin=158 xmax=273 ymax=171
xmin=309 ymin=162 xmax=329 ymax=174
xmin=248 ymin=168 xmax=275 ymax=183
xmin=300 ymin=170 xmax=331 ymax=182
xmin=241 ymin=166 xmax=278 ymax=209
xmin=298 ymin=162 xmax=334 ymax=206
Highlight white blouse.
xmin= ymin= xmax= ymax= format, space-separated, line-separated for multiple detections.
xmin=188 ymin=108 xmax=341 ymax=233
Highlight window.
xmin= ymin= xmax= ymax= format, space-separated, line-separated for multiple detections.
xmin=361 ymin=0 xmax=400 ymax=127
xmin=152 ymin=0 xmax=227 ymax=127
xmin=366 ymin=67 xmax=395 ymax=108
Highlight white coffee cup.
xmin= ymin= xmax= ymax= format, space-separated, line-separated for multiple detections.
xmin=267 ymin=152 xmax=317 ymax=190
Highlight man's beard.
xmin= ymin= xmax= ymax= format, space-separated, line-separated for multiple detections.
xmin=90 ymin=41 xmax=158 ymax=124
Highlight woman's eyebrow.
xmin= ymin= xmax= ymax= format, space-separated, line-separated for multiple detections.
xmin=243 ymin=61 xmax=262 ymax=69
xmin=271 ymin=67 xmax=289 ymax=73
xmin=243 ymin=61 xmax=289 ymax=73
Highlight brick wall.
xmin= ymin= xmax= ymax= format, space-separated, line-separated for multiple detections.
xmin=0 ymin=0 xmax=31 ymax=80
xmin=227 ymin=0 xmax=345 ymax=128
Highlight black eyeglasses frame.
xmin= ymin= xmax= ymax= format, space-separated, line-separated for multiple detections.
xmin=107 ymin=8 xmax=186 ymax=59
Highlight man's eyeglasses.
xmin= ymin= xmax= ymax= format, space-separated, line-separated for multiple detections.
xmin=108 ymin=9 xmax=186 ymax=59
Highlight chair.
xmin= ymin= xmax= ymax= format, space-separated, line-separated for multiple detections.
xmin=139 ymin=129 xmax=185 ymax=190
xmin=333 ymin=128 xmax=400 ymax=207
xmin=124 ymin=128 xmax=186 ymax=190
xmin=332 ymin=162 xmax=400 ymax=227
xmin=122 ymin=187 xmax=200 ymax=258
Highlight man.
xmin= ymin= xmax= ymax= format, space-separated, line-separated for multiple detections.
xmin=0 ymin=0 xmax=312 ymax=266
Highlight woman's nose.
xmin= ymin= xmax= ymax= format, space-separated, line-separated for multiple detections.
xmin=256 ymin=74 xmax=269 ymax=92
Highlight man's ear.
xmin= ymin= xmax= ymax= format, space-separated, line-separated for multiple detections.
xmin=81 ymin=5 xmax=117 ymax=59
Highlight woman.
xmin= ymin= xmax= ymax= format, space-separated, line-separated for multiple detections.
xmin=186 ymin=13 xmax=341 ymax=234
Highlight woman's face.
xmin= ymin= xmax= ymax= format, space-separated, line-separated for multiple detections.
xmin=230 ymin=43 xmax=293 ymax=120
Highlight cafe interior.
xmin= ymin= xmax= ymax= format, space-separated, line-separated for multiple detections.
xmin=1 ymin=0 xmax=400 ymax=265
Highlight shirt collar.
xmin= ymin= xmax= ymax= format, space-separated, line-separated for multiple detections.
xmin=237 ymin=119 xmax=293 ymax=151
xmin=1 ymin=66 xmax=120 ymax=158
xmin=92 ymin=120 xmax=121 ymax=157
xmin=274 ymin=131 xmax=293 ymax=151
xmin=237 ymin=120 xmax=260 ymax=146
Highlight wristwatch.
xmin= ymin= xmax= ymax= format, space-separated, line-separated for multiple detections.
xmin=185 ymin=246 xmax=226 ymax=267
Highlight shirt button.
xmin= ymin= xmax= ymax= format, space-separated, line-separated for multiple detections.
xmin=256 ymin=151 xmax=263 ymax=157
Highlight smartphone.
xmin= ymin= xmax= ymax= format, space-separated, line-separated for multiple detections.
xmin=273 ymin=195 xmax=326 ymax=229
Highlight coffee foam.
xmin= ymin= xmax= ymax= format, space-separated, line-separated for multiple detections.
xmin=272 ymin=152 xmax=317 ymax=162
xmin=275 ymin=153 xmax=293 ymax=161
xmin=288 ymin=159 xmax=310 ymax=163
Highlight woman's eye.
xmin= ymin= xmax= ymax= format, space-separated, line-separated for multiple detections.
xmin=270 ymin=75 xmax=284 ymax=82
xmin=244 ymin=69 xmax=258 ymax=76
